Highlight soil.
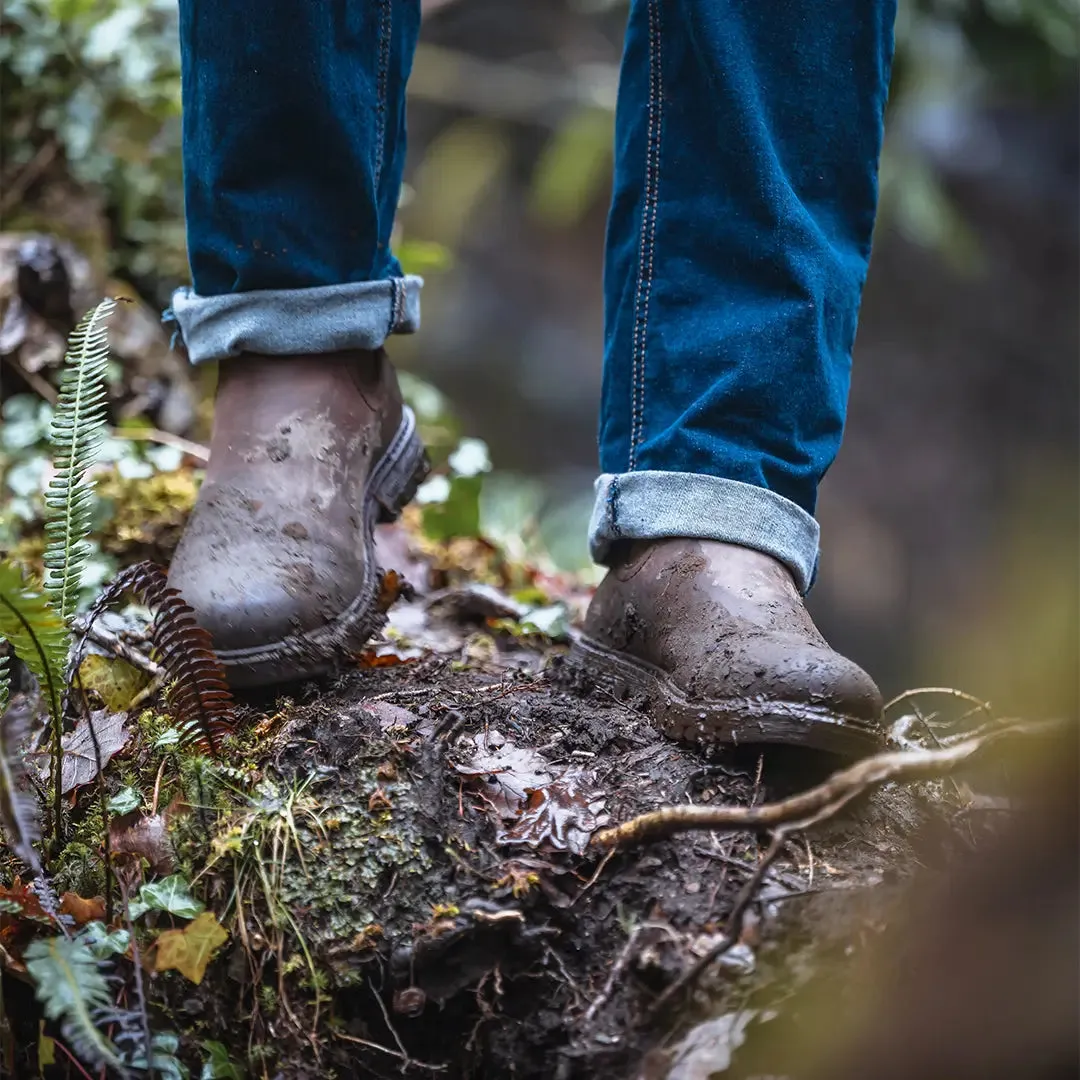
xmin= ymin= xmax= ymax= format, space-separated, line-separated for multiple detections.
xmin=150 ymin=598 xmax=969 ymax=1080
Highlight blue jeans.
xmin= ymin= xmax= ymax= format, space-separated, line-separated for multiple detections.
xmin=173 ymin=0 xmax=896 ymax=593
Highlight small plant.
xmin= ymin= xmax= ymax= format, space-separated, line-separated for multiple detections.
xmin=0 ymin=299 xmax=230 ymax=1077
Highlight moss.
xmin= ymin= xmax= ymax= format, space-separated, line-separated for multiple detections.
xmin=271 ymin=763 xmax=433 ymax=986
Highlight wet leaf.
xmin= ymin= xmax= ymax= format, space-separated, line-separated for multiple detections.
xmin=497 ymin=770 xmax=608 ymax=856
xmin=0 ymin=692 xmax=43 ymax=876
xmin=453 ymin=731 xmax=553 ymax=819
xmin=361 ymin=701 xmax=420 ymax=732
xmin=77 ymin=652 xmax=151 ymax=712
xmin=38 ymin=1023 xmax=55 ymax=1068
xmin=128 ymin=873 xmax=202 ymax=920
xmin=58 ymin=709 xmax=130 ymax=793
xmin=59 ymin=892 xmax=105 ymax=926
xmin=154 ymin=910 xmax=228 ymax=984
xmin=110 ymin=809 xmax=175 ymax=875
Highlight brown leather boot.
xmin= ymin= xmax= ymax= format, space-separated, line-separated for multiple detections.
xmin=570 ymin=539 xmax=884 ymax=758
xmin=168 ymin=349 xmax=427 ymax=688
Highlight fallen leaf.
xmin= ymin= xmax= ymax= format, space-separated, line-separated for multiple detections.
xmin=497 ymin=770 xmax=608 ymax=856
xmin=453 ymin=731 xmax=553 ymax=819
xmin=109 ymin=811 xmax=176 ymax=876
xmin=376 ymin=569 xmax=413 ymax=613
xmin=153 ymin=911 xmax=228 ymax=984
xmin=355 ymin=650 xmax=416 ymax=669
xmin=0 ymin=879 xmax=48 ymax=918
xmin=58 ymin=710 xmax=130 ymax=793
xmin=368 ymin=787 xmax=393 ymax=813
xmin=360 ymin=701 xmax=420 ymax=731
xmin=59 ymin=893 xmax=105 ymax=926
xmin=77 ymin=653 xmax=151 ymax=713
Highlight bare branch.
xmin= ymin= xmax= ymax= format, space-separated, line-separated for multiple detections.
xmin=592 ymin=719 xmax=1060 ymax=852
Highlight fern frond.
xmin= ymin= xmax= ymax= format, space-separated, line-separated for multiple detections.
xmin=0 ymin=687 xmax=44 ymax=877
xmin=81 ymin=562 xmax=235 ymax=754
xmin=0 ymin=563 xmax=67 ymax=727
xmin=43 ymin=298 xmax=116 ymax=625
xmin=24 ymin=934 xmax=128 ymax=1074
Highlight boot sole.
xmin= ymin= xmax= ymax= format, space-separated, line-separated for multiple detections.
xmin=567 ymin=632 xmax=884 ymax=760
xmin=215 ymin=406 xmax=429 ymax=688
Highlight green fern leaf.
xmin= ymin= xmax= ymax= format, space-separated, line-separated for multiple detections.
xmin=0 ymin=563 xmax=67 ymax=725
xmin=43 ymin=298 xmax=116 ymax=624
xmin=24 ymin=934 xmax=126 ymax=1073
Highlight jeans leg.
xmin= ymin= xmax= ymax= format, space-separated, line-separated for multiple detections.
xmin=592 ymin=0 xmax=896 ymax=592
xmin=171 ymin=0 xmax=422 ymax=364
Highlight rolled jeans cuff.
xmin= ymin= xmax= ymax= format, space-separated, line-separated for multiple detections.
xmin=168 ymin=276 xmax=423 ymax=365
xmin=589 ymin=471 xmax=820 ymax=594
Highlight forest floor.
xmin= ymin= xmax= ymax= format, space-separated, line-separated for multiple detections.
xmin=0 ymin=237 xmax=1072 ymax=1079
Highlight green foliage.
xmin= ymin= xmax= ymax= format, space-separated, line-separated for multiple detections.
xmin=1 ymin=0 xmax=184 ymax=278
xmin=0 ymin=562 xmax=68 ymax=725
xmin=24 ymin=933 xmax=126 ymax=1073
xmin=43 ymin=298 xmax=116 ymax=625
xmin=127 ymin=872 xmax=204 ymax=920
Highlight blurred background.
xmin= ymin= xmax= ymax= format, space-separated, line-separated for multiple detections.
xmin=1 ymin=0 xmax=1077 ymax=714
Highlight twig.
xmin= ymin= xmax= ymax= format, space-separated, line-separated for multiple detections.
xmin=0 ymin=136 xmax=59 ymax=216
xmin=109 ymin=427 xmax=210 ymax=464
xmin=571 ymin=848 xmax=614 ymax=905
xmin=643 ymin=796 xmax=849 ymax=1022
xmin=72 ymin=621 xmax=163 ymax=679
xmin=581 ymin=924 xmax=653 ymax=1029
xmin=882 ymin=686 xmax=991 ymax=713
xmin=334 ymin=1031 xmax=447 ymax=1072
xmin=370 ymin=983 xmax=411 ymax=1066
xmin=592 ymin=720 xmax=1057 ymax=851
xmin=1 ymin=353 xmax=58 ymax=403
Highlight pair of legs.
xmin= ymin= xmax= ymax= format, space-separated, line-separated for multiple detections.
xmin=169 ymin=0 xmax=895 ymax=757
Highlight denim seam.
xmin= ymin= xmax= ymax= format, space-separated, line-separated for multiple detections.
xmin=372 ymin=0 xmax=392 ymax=189
xmin=628 ymin=0 xmax=663 ymax=471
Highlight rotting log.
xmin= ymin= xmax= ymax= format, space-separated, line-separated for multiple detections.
xmin=163 ymin=657 xmax=988 ymax=1080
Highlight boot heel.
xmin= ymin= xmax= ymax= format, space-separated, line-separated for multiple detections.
xmin=372 ymin=406 xmax=429 ymax=524
xmin=377 ymin=448 xmax=429 ymax=523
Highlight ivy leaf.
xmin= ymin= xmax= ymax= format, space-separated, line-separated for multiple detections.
xmin=106 ymin=785 xmax=141 ymax=815
xmin=200 ymin=1039 xmax=245 ymax=1079
xmin=128 ymin=873 xmax=203 ymax=921
xmin=154 ymin=911 xmax=228 ymax=985
xmin=79 ymin=920 xmax=131 ymax=959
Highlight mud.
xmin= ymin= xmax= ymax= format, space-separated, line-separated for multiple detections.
xmin=163 ymin=637 xmax=972 ymax=1080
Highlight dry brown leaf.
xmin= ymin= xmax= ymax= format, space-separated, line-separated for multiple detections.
xmin=58 ymin=710 xmax=130 ymax=793
xmin=109 ymin=811 xmax=176 ymax=876
xmin=59 ymin=892 xmax=105 ymax=926
xmin=154 ymin=911 xmax=228 ymax=984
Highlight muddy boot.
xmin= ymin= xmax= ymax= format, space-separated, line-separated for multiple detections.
xmin=570 ymin=539 xmax=884 ymax=758
xmin=168 ymin=350 xmax=427 ymax=688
